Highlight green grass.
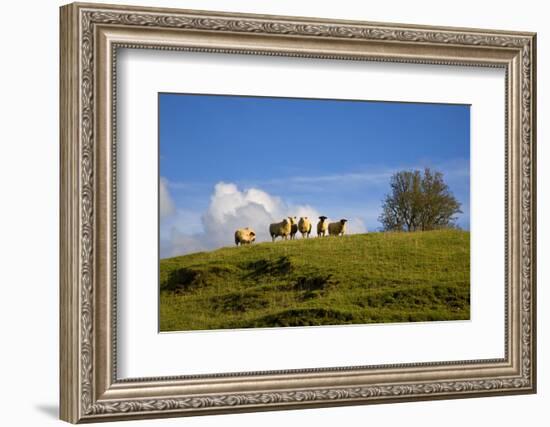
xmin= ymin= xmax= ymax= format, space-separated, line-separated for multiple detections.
xmin=159 ymin=230 xmax=470 ymax=331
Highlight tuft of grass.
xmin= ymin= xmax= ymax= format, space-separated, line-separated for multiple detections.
xmin=159 ymin=230 xmax=470 ymax=331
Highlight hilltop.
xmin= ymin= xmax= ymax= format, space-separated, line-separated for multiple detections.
xmin=160 ymin=230 xmax=470 ymax=331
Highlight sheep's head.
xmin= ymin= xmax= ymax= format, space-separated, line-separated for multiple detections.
xmin=319 ymin=216 xmax=327 ymax=221
xmin=288 ymin=216 xmax=297 ymax=224
xmin=249 ymin=231 xmax=256 ymax=242
xmin=340 ymin=219 xmax=348 ymax=224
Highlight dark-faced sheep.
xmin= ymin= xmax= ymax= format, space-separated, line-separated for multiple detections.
xmin=288 ymin=216 xmax=298 ymax=240
xmin=269 ymin=218 xmax=292 ymax=242
xmin=234 ymin=228 xmax=256 ymax=246
xmin=328 ymin=219 xmax=348 ymax=236
xmin=317 ymin=216 xmax=328 ymax=237
xmin=298 ymin=217 xmax=312 ymax=238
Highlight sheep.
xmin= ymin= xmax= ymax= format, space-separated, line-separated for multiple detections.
xmin=288 ymin=216 xmax=298 ymax=240
xmin=298 ymin=217 xmax=312 ymax=238
xmin=269 ymin=218 xmax=292 ymax=242
xmin=328 ymin=219 xmax=348 ymax=236
xmin=234 ymin=227 xmax=256 ymax=246
xmin=317 ymin=216 xmax=328 ymax=237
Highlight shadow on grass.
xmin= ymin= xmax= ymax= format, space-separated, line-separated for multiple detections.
xmin=163 ymin=265 xmax=236 ymax=292
xmin=244 ymin=256 xmax=293 ymax=278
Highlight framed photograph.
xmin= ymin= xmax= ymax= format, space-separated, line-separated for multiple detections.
xmin=60 ymin=2 xmax=537 ymax=423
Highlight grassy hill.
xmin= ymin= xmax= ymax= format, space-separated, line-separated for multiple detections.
xmin=160 ymin=230 xmax=470 ymax=331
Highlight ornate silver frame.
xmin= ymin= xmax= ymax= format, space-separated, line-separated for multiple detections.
xmin=60 ymin=2 xmax=537 ymax=423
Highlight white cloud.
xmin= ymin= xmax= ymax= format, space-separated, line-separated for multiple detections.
xmin=281 ymin=171 xmax=392 ymax=185
xmin=199 ymin=182 xmax=321 ymax=249
xmin=244 ymin=160 xmax=470 ymax=195
xmin=161 ymin=181 xmax=334 ymax=257
xmin=159 ymin=179 xmax=384 ymax=258
xmin=346 ymin=217 xmax=367 ymax=234
xmin=159 ymin=177 xmax=175 ymax=218
xmin=161 ymin=229 xmax=207 ymax=258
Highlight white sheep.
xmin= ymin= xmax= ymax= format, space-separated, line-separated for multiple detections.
xmin=269 ymin=218 xmax=292 ymax=242
xmin=328 ymin=219 xmax=348 ymax=236
xmin=288 ymin=216 xmax=298 ymax=240
xmin=234 ymin=227 xmax=256 ymax=246
xmin=298 ymin=217 xmax=312 ymax=238
xmin=317 ymin=216 xmax=328 ymax=237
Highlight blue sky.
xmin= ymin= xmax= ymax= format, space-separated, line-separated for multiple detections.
xmin=159 ymin=93 xmax=470 ymax=257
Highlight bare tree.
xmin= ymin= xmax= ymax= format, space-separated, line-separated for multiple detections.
xmin=379 ymin=168 xmax=462 ymax=232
